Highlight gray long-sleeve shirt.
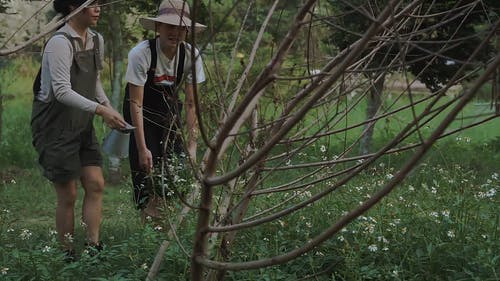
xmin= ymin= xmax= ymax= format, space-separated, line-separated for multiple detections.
xmin=36 ymin=23 xmax=109 ymax=113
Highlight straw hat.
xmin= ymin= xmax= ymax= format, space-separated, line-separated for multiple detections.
xmin=139 ymin=0 xmax=206 ymax=33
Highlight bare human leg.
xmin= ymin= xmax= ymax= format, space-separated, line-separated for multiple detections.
xmin=80 ymin=166 xmax=105 ymax=245
xmin=54 ymin=180 xmax=78 ymax=250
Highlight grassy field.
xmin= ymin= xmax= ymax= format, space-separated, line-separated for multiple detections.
xmin=0 ymin=58 xmax=499 ymax=280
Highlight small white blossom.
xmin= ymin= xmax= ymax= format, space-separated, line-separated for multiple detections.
xmin=20 ymin=229 xmax=32 ymax=240
xmin=377 ymin=236 xmax=389 ymax=244
xmin=386 ymin=173 xmax=394 ymax=180
xmin=42 ymin=246 xmax=52 ymax=253
xmin=431 ymin=187 xmax=437 ymax=194
xmin=447 ymin=230 xmax=456 ymax=238
xmin=368 ymin=244 xmax=378 ymax=252
xmin=320 ymin=145 xmax=326 ymax=153
xmin=441 ymin=210 xmax=450 ymax=218
xmin=154 ymin=226 xmax=163 ymax=231
xmin=64 ymin=233 xmax=74 ymax=243
xmin=1 ymin=267 xmax=8 ymax=275
xmin=141 ymin=263 xmax=148 ymax=270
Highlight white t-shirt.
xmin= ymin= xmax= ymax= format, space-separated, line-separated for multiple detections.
xmin=125 ymin=38 xmax=205 ymax=87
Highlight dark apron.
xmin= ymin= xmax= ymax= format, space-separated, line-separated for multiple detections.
xmin=31 ymin=32 xmax=102 ymax=182
xmin=122 ymin=38 xmax=185 ymax=209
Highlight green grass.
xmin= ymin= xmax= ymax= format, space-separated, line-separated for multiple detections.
xmin=0 ymin=58 xmax=498 ymax=280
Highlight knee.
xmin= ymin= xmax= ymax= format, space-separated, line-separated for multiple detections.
xmin=84 ymin=176 xmax=105 ymax=194
xmin=57 ymin=189 xmax=78 ymax=208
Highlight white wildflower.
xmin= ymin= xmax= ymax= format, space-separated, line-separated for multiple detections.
xmin=377 ymin=236 xmax=389 ymax=244
xmin=320 ymin=145 xmax=326 ymax=153
xmin=141 ymin=263 xmax=148 ymax=270
xmin=441 ymin=210 xmax=450 ymax=218
xmin=447 ymin=230 xmax=455 ymax=238
xmin=20 ymin=229 xmax=32 ymax=240
xmin=386 ymin=173 xmax=394 ymax=180
xmin=64 ymin=233 xmax=74 ymax=243
xmin=154 ymin=226 xmax=163 ymax=231
xmin=42 ymin=246 xmax=52 ymax=253
xmin=368 ymin=244 xmax=378 ymax=252
xmin=1 ymin=267 xmax=8 ymax=275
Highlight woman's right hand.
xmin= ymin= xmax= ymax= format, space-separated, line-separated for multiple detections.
xmin=139 ymin=148 xmax=153 ymax=173
xmin=96 ymin=104 xmax=127 ymax=130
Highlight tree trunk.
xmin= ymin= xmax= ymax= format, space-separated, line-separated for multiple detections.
xmin=107 ymin=9 xmax=125 ymax=183
xmin=360 ymin=73 xmax=385 ymax=155
xmin=0 ymin=94 xmax=3 ymax=144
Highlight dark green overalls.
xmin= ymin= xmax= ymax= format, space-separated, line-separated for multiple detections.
xmin=122 ymin=38 xmax=185 ymax=209
xmin=31 ymin=32 xmax=103 ymax=182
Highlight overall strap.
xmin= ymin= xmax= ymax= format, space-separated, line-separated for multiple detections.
xmin=175 ymin=42 xmax=185 ymax=86
xmin=92 ymin=34 xmax=103 ymax=70
xmin=147 ymin=38 xmax=158 ymax=81
xmin=33 ymin=32 xmax=77 ymax=98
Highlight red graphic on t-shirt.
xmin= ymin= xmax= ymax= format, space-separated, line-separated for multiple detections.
xmin=154 ymin=74 xmax=176 ymax=84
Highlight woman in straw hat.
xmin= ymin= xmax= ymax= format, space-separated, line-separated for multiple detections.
xmin=123 ymin=0 xmax=206 ymax=219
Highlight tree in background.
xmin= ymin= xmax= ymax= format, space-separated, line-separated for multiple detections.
xmin=0 ymin=0 xmax=10 ymax=142
xmin=324 ymin=0 xmax=498 ymax=154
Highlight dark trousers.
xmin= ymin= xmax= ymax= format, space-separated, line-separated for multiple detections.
xmin=128 ymin=121 xmax=183 ymax=209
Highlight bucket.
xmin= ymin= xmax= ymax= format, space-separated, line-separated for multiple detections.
xmin=102 ymin=129 xmax=130 ymax=158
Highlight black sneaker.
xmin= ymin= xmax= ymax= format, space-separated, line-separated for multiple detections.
xmin=84 ymin=242 xmax=104 ymax=257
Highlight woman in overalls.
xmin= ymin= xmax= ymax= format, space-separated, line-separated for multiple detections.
xmin=123 ymin=0 xmax=206 ymax=220
xmin=31 ymin=0 xmax=126 ymax=259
